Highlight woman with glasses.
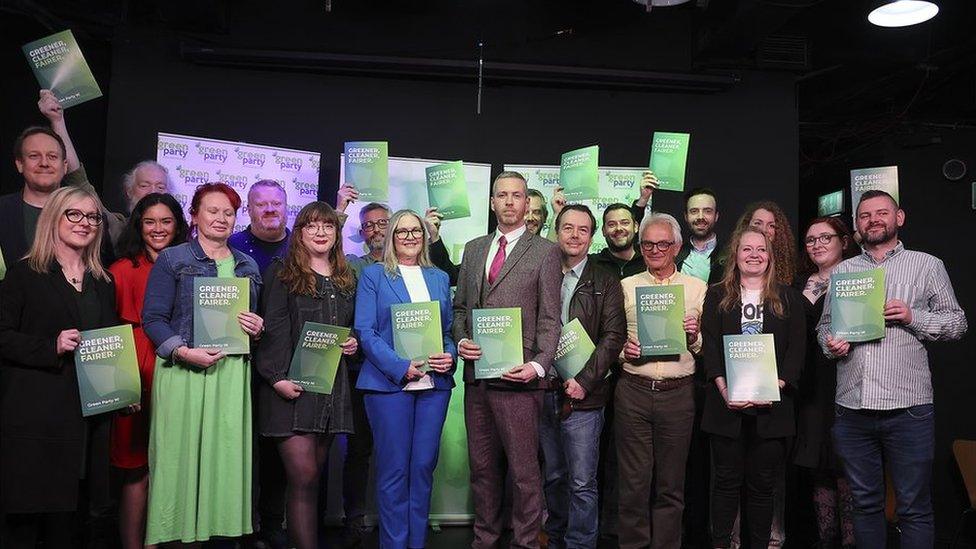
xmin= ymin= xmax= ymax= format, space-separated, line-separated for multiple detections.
xmin=354 ymin=209 xmax=456 ymax=548
xmin=0 ymin=187 xmax=117 ymax=547
xmin=793 ymin=217 xmax=859 ymax=549
xmin=141 ymin=183 xmax=264 ymax=545
xmin=254 ymin=202 xmax=358 ymax=549
xmin=700 ymin=226 xmax=806 ymax=549
xmin=107 ymin=193 xmax=189 ymax=549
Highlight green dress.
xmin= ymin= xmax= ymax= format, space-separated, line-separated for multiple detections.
xmin=145 ymin=256 xmax=253 ymax=544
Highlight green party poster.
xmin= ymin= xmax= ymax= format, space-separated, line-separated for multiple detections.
xmin=22 ymin=30 xmax=102 ymax=108
xmin=648 ymin=132 xmax=691 ymax=191
xmin=724 ymin=334 xmax=780 ymax=402
xmin=287 ymin=322 xmax=350 ymax=394
xmin=472 ymin=308 xmax=523 ymax=379
xmin=392 ymin=301 xmax=444 ymax=373
xmin=830 ymin=268 xmax=886 ymax=342
xmin=553 ymin=318 xmax=596 ymax=380
xmin=560 ymin=145 xmax=600 ymax=202
xmin=426 ymin=161 xmax=472 ymax=220
xmin=636 ymin=285 xmax=687 ymax=356
xmin=193 ymin=277 xmax=250 ymax=354
xmin=344 ymin=141 xmax=389 ymax=201
xmin=74 ymin=325 xmax=140 ymax=417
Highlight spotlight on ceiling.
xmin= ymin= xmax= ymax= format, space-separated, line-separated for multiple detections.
xmin=868 ymin=1 xmax=939 ymax=28
xmin=633 ymin=0 xmax=693 ymax=11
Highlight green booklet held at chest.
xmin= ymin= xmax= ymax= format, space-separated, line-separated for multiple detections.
xmin=193 ymin=277 xmax=250 ymax=354
xmin=344 ymin=141 xmax=389 ymax=202
xmin=648 ymin=132 xmax=691 ymax=191
xmin=560 ymin=145 xmax=600 ymax=202
xmin=554 ymin=318 xmax=595 ymax=380
xmin=392 ymin=301 xmax=444 ymax=373
xmin=287 ymin=322 xmax=350 ymax=394
xmin=22 ymin=30 xmax=103 ymax=108
xmin=74 ymin=325 xmax=141 ymax=417
xmin=636 ymin=285 xmax=687 ymax=356
xmin=472 ymin=307 xmax=523 ymax=379
xmin=426 ymin=161 xmax=471 ymax=221
xmin=723 ymin=333 xmax=780 ymax=402
xmin=830 ymin=268 xmax=886 ymax=343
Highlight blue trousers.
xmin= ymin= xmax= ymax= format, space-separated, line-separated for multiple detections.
xmin=539 ymin=391 xmax=604 ymax=549
xmin=363 ymin=389 xmax=451 ymax=549
xmin=832 ymin=404 xmax=935 ymax=549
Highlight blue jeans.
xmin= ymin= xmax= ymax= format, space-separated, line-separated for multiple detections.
xmin=539 ymin=391 xmax=604 ymax=549
xmin=832 ymin=404 xmax=935 ymax=549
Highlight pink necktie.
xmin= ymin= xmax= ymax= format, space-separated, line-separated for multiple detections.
xmin=488 ymin=235 xmax=507 ymax=285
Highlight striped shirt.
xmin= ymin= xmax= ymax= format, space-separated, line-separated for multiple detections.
xmin=816 ymin=241 xmax=968 ymax=410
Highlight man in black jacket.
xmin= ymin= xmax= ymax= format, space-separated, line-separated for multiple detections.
xmin=589 ymin=203 xmax=645 ymax=280
xmin=540 ymin=204 xmax=626 ymax=549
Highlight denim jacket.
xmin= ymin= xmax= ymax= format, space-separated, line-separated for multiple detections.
xmin=143 ymin=237 xmax=262 ymax=359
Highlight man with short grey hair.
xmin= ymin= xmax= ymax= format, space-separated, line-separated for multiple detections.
xmin=121 ymin=161 xmax=172 ymax=212
xmin=616 ymin=212 xmax=707 ymax=549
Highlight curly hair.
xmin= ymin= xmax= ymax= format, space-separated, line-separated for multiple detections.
xmin=734 ymin=201 xmax=798 ymax=285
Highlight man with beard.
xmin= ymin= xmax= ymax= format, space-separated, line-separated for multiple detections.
xmin=229 ymin=180 xmax=290 ymax=274
xmin=818 ymin=190 xmax=967 ymax=549
xmin=589 ymin=203 xmax=645 ymax=280
xmin=676 ymin=187 xmax=723 ymax=285
xmin=526 ymin=188 xmax=549 ymax=236
xmin=345 ymin=202 xmax=390 ymax=275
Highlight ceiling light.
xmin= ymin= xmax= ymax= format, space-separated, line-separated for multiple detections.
xmin=633 ymin=0 xmax=693 ymax=7
xmin=868 ymin=1 xmax=939 ymax=28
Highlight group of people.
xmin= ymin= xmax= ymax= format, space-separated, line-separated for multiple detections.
xmin=0 ymin=91 xmax=968 ymax=549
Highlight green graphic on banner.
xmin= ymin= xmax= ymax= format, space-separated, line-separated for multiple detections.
xmin=818 ymin=190 xmax=844 ymax=217
xmin=849 ymin=166 xmax=898 ymax=222
xmin=429 ymin=360 xmax=473 ymax=520
xmin=724 ymin=333 xmax=780 ymax=402
xmin=649 ymin=132 xmax=691 ymax=191
xmin=22 ymin=30 xmax=102 ymax=108
xmin=554 ymin=318 xmax=595 ymax=380
xmin=636 ymin=285 xmax=687 ymax=356
xmin=344 ymin=141 xmax=389 ymax=202
xmin=193 ymin=277 xmax=250 ymax=354
xmin=426 ymin=161 xmax=471 ymax=220
xmin=560 ymin=145 xmax=600 ymax=202
xmin=75 ymin=325 xmax=141 ymax=417
xmin=830 ymin=268 xmax=886 ymax=343
xmin=392 ymin=301 xmax=443 ymax=373
xmin=288 ymin=322 xmax=349 ymax=394
xmin=472 ymin=308 xmax=523 ymax=379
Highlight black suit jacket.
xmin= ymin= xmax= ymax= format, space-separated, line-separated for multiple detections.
xmin=700 ymin=284 xmax=806 ymax=439
xmin=0 ymin=191 xmax=31 ymax=270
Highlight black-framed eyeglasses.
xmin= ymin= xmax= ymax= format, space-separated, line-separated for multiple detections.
xmin=804 ymin=234 xmax=839 ymax=247
xmin=640 ymin=240 xmax=674 ymax=252
xmin=394 ymin=228 xmax=424 ymax=240
xmin=362 ymin=219 xmax=389 ymax=231
xmin=64 ymin=209 xmax=103 ymax=226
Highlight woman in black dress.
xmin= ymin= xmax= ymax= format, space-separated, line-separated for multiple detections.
xmin=254 ymin=201 xmax=358 ymax=549
xmin=793 ymin=216 xmax=859 ymax=549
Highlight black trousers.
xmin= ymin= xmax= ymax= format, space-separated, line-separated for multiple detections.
xmin=341 ymin=368 xmax=373 ymax=528
xmin=709 ymin=416 xmax=786 ymax=549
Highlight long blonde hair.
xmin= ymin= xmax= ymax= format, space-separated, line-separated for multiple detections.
xmin=718 ymin=226 xmax=785 ymax=318
xmin=26 ymin=186 xmax=110 ymax=281
xmin=382 ymin=209 xmax=433 ymax=277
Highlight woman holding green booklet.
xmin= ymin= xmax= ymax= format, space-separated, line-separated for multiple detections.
xmin=700 ymin=226 xmax=806 ymax=549
xmin=254 ymin=201 xmax=359 ymax=549
xmin=354 ymin=209 xmax=457 ymax=549
xmin=141 ymin=183 xmax=264 ymax=546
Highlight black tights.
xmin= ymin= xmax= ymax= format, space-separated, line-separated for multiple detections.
xmin=2 ymin=512 xmax=76 ymax=548
xmin=276 ymin=433 xmax=334 ymax=549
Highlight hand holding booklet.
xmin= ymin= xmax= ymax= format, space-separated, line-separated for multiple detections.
xmin=287 ymin=322 xmax=350 ymax=395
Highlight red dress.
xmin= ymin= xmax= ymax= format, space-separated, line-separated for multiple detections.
xmin=108 ymin=254 xmax=157 ymax=468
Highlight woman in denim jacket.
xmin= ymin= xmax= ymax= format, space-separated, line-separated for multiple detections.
xmin=141 ymin=183 xmax=264 ymax=545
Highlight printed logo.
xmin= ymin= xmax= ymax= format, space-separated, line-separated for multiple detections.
xmin=272 ymin=152 xmax=303 ymax=172
xmin=608 ymin=173 xmax=635 ymax=189
xmin=293 ymin=178 xmax=318 ymax=198
xmin=175 ymin=165 xmax=210 ymax=185
xmin=214 ymin=170 xmax=249 ymax=190
xmin=171 ymin=193 xmax=190 ymax=208
xmin=234 ymin=147 xmax=266 ymax=168
xmin=158 ymin=140 xmax=189 ymax=159
xmin=535 ymin=171 xmax=560 ymax=188
xmin=307 ymin=155 xmax=320 ymax=173
xmin=196 ymin=142 xmax=228 ymax=164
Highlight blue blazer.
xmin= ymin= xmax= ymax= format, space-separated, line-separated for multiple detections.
xmin=354 ymin=263 xmax=457 ymax=393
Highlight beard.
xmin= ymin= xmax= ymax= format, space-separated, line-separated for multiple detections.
xmin=366 ymin=234 xmax=385 ymax=253
xmin=606 ymin=235 xmax=634 ymax=253
xmin=861 ymin=224 xmax=894 ymax=245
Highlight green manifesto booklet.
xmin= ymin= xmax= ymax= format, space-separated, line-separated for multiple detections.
xmin=74 ymin=325 xmax=140 ymax=417
xmin=426 ymin=161 xmax=472 ymax=221
xmin=392 ymin=301 xmax=444 ymax=373
xmin=723 ymin=334 xmax=780 ymax=402
xmin=553 ymin=318 xmax=595 ymax=380
xmin=648 ymin=132 xmax=691 ymax=191
xmin=830 ymin=268 xmax=886 ymax=342
xmin=472 ymin=308 xmax=523 ymax=380
xmin=636 ymin=285 xmax=687 ymax=356
xmin=344 ymin=141 xmax=389 ymax=202
xmin=193 ymin=277 xmax=250 ymax=354
xmin=560 ymin=145 xmax=600 ymax=202
xmin=22 ymin=30 xmax=103 ymax=108
xmin=287 ymin=322 xmax=350 ymax=394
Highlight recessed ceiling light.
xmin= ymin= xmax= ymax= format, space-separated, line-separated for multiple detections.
xmin=868 ymin=0 xmax=939 ymax=28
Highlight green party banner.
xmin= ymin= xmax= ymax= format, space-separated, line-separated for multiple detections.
xmin=426 ymin=161 xmax=471 ymax=220
xmin=723 ymin=334 xmax=780 ymax=402
xmin=193 ymin=277 xmax=250 ymax=354
xmin=287 ymin=322 xmax=350 ymax=394
xmin=560 ymin=145 xmax=600 ymax=202
xmin=849 ymin=166 xmax=898 ymax=222
xmin=74 ymin=325 xmax=140 ymax=417
xmin=553 ymin=318 xmax=595 ymax=380
xmin=648 ymin=131 xmax=691 ymax=191
xmin=0 ymin=246 xmax=6 ymax=281
xmin=344 ymin=141 xmax=389 ymax=202
xmin=472 ymin=308 xmax=523 ymax=379
xmin=392 ymin=301 xmax=444 ymax=373
xmin=830 ymin=268 xmax=886 ymax=342
xmin=636 ymin=285 xmax=687 ymax=356
xmin=22 ymin=30 xmax=102 ymax=108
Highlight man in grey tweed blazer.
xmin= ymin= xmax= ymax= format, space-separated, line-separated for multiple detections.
xmin=453 ymin=171 xmax=563 ymax=548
